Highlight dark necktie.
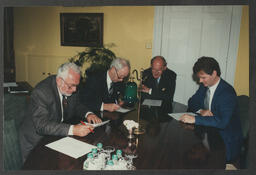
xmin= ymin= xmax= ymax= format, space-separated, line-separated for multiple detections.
xmin=62 ymin=95 xmax=68 ymax=121
xmin=109 ymin=82 xmax=114 ymax=96
xmin=204 ymin=88 xmax=210 ymax=110
xmin=155 ymin=78 xmax=159 ymax=89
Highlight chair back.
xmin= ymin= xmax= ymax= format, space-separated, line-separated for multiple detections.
xmin=237 ymin=95 xmax=249 ymax=139
xmin=172 ymin=101 xmax=188 ymax=113
xmin=3 ymin=93 xmax=28 ymax=170
xmin=4 ymin=119 xmax=23 ymax=170
xmin=237 ymin=95 xmax=249 ymax=169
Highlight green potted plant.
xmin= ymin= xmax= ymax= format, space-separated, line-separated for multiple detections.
xmin=69 ymin=43 xmax=116 ymax=77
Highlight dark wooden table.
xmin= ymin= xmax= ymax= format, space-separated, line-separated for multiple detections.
xmin=22 ymin=105 xmax=226 ymax=170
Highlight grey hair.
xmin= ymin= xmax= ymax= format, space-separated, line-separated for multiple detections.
xmin=56 ymin=62 xmax=81 ymax=79
xmin=110 ymin=57 xmax=130 ymax=71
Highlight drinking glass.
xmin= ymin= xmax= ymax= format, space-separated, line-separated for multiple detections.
xmin=103 ymin=146 xmax=115 ymax=160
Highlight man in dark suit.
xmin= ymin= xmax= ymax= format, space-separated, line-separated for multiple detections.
xmin=140 ymin=56 xmax=176 ymax=113
xmin=179 ymin=56 xmax=243 ymax=167
xmin=19 ymin=62 xmax=102 ymax=163
xmin=79 ymin=57 xmax=130 ymax=112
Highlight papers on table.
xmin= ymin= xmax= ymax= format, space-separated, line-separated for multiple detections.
xmin=84 ymin=120 xmax=110 ymax=128
xmin=168 ymin=112 xmax=196 ymax=121
xmin=116 ymin=107 xmax=134 ymax=113
xmin=142 ymin=99 xmax=162 ymax=107
xmin=45 ymin=137 xmax=96 ymax=159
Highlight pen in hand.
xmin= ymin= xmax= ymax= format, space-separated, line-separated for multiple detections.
xmin=80 ymin=121 xmax=94 ymax=133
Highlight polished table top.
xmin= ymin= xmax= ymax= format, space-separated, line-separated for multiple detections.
xmin=22 ymin=105 xmax=226 ymax=170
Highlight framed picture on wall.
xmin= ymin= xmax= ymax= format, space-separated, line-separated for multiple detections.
xmin=60 ymin=13 xmax=103 ymax=47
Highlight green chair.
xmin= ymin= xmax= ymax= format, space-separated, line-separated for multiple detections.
xmin=237 ymin=95 xmax=249 ymax=168
xmin=3 ymin=93 xmax=28 ymax=170
xmin=3 ymin=119 xmax=23 ymax=170
xmin=4 ymin=93 xmax=28 ymax=127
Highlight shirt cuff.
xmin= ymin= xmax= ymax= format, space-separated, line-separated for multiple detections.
xmin=68 ymin=125 xmax=74 ymax=135
xmin=148 ymin=88 xmax=152 ymax=95
xmin=197 ymin=109 xmax=202 ymax=114
xmin=100 ymin=103 xmax=104 ymax=111
xmin=85 ymin=112 xmax=93 ymax=118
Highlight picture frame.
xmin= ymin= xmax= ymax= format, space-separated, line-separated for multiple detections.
xmin=60 ymin=13 xmax=103 ymax=47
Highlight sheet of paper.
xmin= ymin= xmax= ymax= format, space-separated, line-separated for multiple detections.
xmin=84 ymin=120 xmax=110 ymax=128
xmin=116 ymin=107 xmax=133 ymax=113
xmin=142 ymin=99 xmax=162 ymax=106
xmin=168 ymin=112 xmax=196 ymax=120
xmin=45 ymin=137 xmax=96 ymax=159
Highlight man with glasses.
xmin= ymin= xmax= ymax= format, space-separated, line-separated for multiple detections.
xmin=79 ymin=57 xmax=130 ymax=112
xmin=140 ymin=56 xmax=176 ymax=113
xmin=19 ymin=62 xmax=102 ymax=163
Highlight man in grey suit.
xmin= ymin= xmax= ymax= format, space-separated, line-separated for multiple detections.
xmin=19 ymin=62 xmax=102 ymax=163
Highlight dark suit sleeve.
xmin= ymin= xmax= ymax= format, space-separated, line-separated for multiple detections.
xmin=31 ymin=89 xmax=70 ymax=136
xmin=187 ymin=85 xmax=205 ymax=112
xmin=79 ymin=75 xmax=103 ymax=112
xmin=195 ymin=89 xmax=237 ymax=129
xmin=158 ymin=72 xmax=176 ymax=101
xmin=73 ymin=92 xmax=91 ymax=120
xmin=142 ymin=69 xmax=176 ymax=102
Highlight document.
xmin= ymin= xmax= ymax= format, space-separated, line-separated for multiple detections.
xmin=142 ymin=99 xmax=162 ymax=106
xmin=84 ymin=120 xmax=110 ymax=128
xmin=168 ymin=112 xmax=196 ymax=121
xmin=45 ymin=137 xmax=96 ymax=159
xmin=116 ymin=107 xmax=134 ymax=113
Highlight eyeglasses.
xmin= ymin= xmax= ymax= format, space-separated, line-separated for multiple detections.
xmin=61 ymin=78 xmax=78 ymax=90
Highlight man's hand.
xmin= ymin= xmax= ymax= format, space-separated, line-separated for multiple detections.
xmin=73 ymin=124 xmax=94 ymax=137
xmin=118 ymin=100 xmax=124 ymax=107
xmin=179 ymin=114 xmax=195 ymax=124
xmin=140 ymin=84 xmax=150 ymax=93
xmin=200 ymin=110 xmax=213 ymax=116
xmin=103 ymin=103 xmax=120 ymax=112
xmin=87 ymin=114 xmax=102 ymax=124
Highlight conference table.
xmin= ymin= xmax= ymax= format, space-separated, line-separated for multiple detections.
xmin=22 ymin=105 xmax=226 ymax=170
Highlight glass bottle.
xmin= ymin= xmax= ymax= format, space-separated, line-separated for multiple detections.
xmin=112 ymin=154 xmax=118 ymax=164
xmin=97 ymin=143 xmax=103 ymax=153
xmin=91 ymin=148 xmax=98 ymax=158
xmin=83 ymin=153 xmax=94 ymax=170
xmin=116 ymin=149 xmax=123 ymax=160
xmin=105 ymin=160 xmax=114 ymax=170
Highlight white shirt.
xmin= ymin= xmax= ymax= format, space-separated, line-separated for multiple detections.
xmin=208 ymin=78 xmax=220 ymax=111
xmin=100 ymin=71 xmax=113 ymax=111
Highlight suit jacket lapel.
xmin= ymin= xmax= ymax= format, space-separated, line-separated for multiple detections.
xmin=211 ymin=79 xmax=223 ymax=111
xmin=158 ymin=72 xmax=165 ymax=88
xmin=52 ymin=76 xmax=62 ymax=122
xmin=103 ymin=72 xmax=110 ymax=96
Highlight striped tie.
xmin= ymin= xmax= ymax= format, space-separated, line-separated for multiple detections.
xmin=62 ymin=95 xmax=68 ymax=121
xmin=109 ymin=82 xmax=114 ymax=96
xmin=204 ymin=88 xmax=210 ymax=110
